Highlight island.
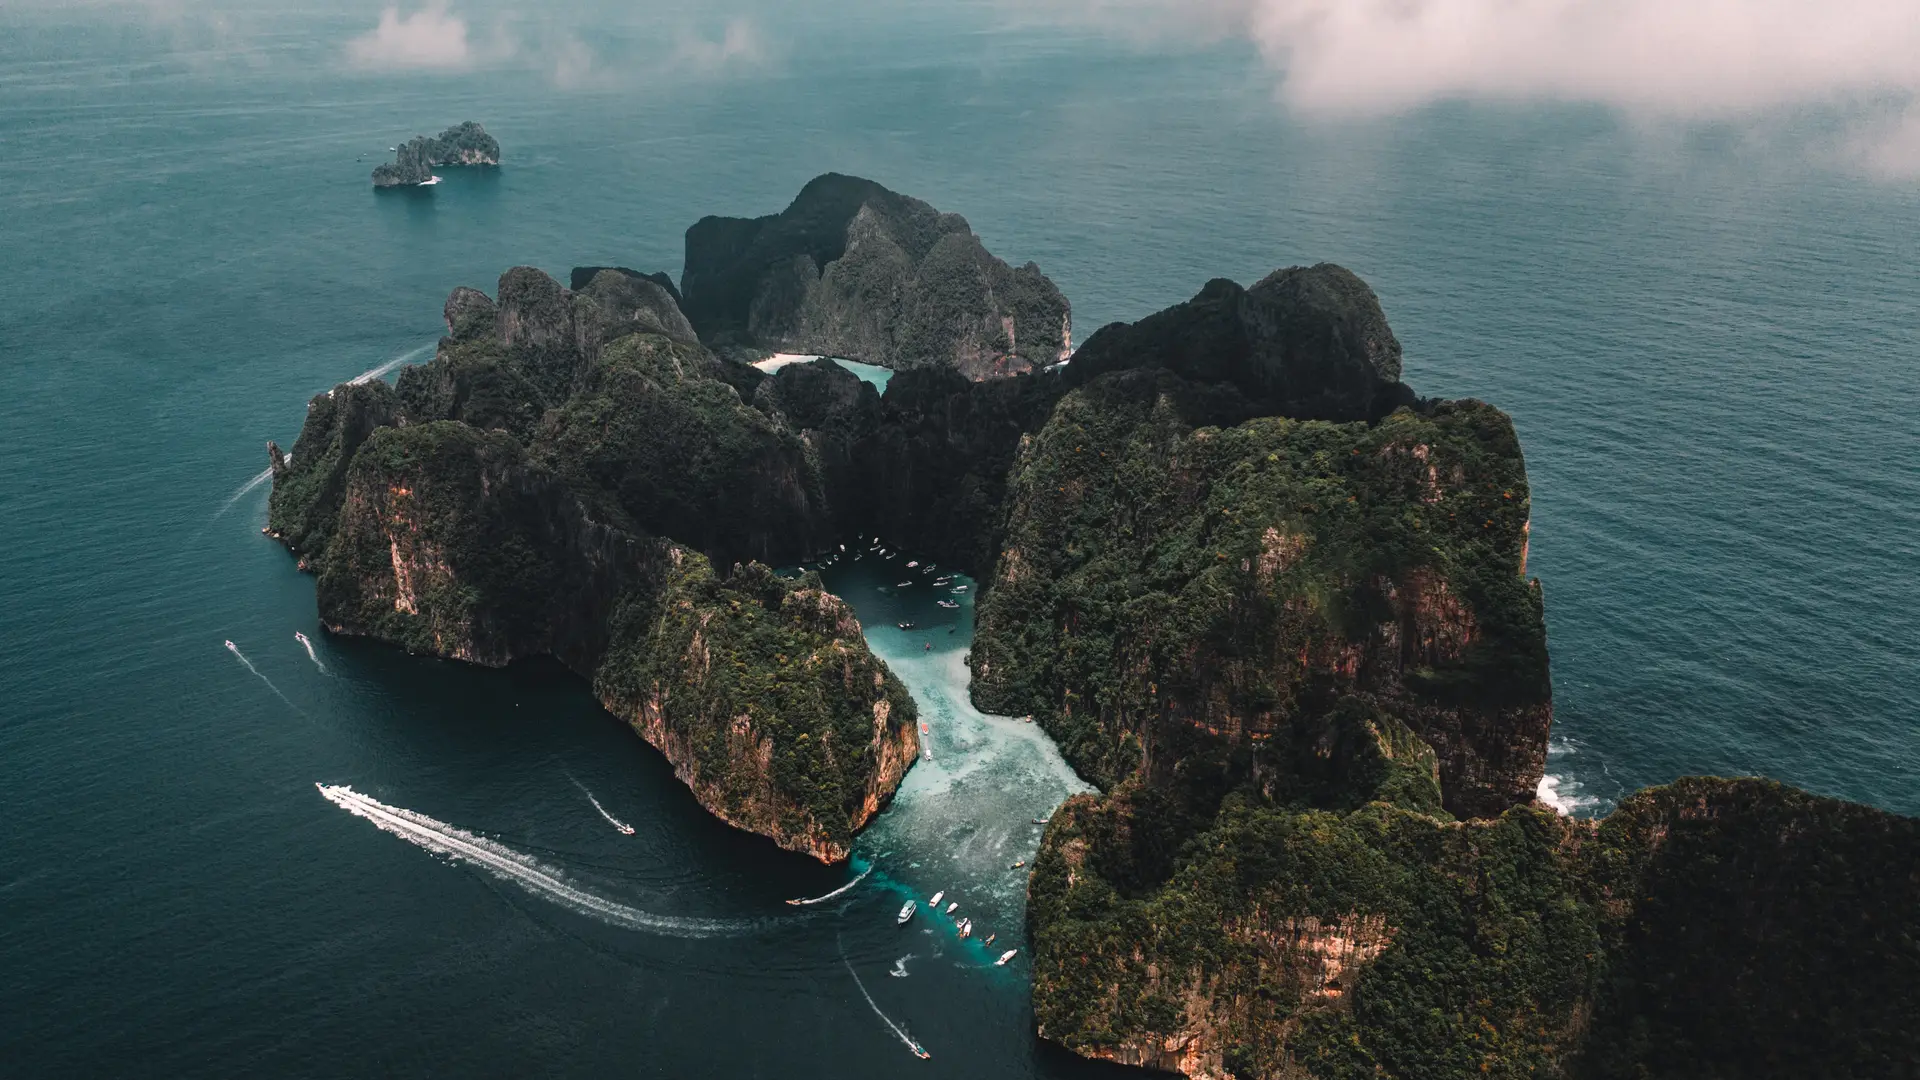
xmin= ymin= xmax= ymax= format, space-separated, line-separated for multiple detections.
xmin=371 ymin=121 xmax=501 ymax=188
xmin=269 ymin=174 xmax=1919 ymax=1075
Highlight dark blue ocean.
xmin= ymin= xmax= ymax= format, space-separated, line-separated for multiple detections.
xmin=3 ymin=3 xmax=1916 ymax=1075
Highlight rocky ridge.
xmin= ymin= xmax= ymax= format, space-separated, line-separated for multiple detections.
xmin=680 ymin=173 xmax=1071 ymax=378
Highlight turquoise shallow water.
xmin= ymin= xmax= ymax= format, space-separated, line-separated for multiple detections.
xmin=2 ymin=4 xmax=1917 ymax=1076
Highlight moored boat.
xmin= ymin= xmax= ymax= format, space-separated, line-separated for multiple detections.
xmin=897 ymin=900 xmax=917 ymax=925
xmin=996 ymin=949 xmax=1019 ymax=966
xmin=930 ymin=890 xmax=944 ymax=906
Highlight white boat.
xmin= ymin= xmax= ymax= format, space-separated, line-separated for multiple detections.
xmin=951 ymin=585 xmax=968 ymax=593
xmin=996 ymin=949 xmax=1019 ymax=966
xmin=897 ymin=900 xmax=917 ymax=925
xmin=958 ymin=919 xmax=972 ymax=939
xmin=929 ymin=890 xmax=944 ymax=906
xmin=896 ymin=581 xmax=913 ymax=587
xmin=937 ymin=600 xmax=958 ymax=609
xmin=907 ymin=561 xmax=919 ymax=568
xmin=417 ymin=175 xmax=442 ymax=186
xmin=945 ymin=901 xmax=959 ymax=915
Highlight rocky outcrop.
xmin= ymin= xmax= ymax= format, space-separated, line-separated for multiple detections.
xmin=595 ymin=556 xmax=918 ymax=862
xmin=680 ymin=173 xmax=1071 ymax=378
xmin=972 ymin=369 xmax=1549 ymax=818
xmin=371 ymin=121 xmax=500 ymax=187
xmin=266 ymin=379 xmax=402 ymax=564
xmin=1065 ymin=265 xmax=1414 ymax=423
xmin=312 ymin=420 xmax=637 ymax=671
xmin=1029 ymin=773 xmax=1920 ymax=1080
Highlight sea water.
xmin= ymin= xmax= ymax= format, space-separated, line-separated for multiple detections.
xmin=2 ymin=3 xmax=1916 ymax=1076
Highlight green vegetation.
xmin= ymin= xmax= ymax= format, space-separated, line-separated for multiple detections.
xmin=595 ymin=556 xmax=917 ymax=858
xmin=973 ymin=369 xmax=1548 ymax=816
xmin=266 ymin=380 xmax=399 ymax=561
xmin=1030 ymin=773 xmax=1919 ymax=1080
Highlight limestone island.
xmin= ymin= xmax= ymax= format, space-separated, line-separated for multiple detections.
xmin=371 ymin=121 xmax=500 ymax=188
xmin=270 ymin=174 xmax=1919 ymax=1076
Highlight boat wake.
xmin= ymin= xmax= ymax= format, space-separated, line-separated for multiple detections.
xmin=294 ymin=631 xmax=327 ymax=674
xmin=785 ymin=865 xmax=872 ymax=906
xmin=568 ymin=776 xmax=635 ymax=836
xmin=838 ymin=937 xmax=928 ymax=1058
xmin=317 ymin=784 xmax=754 ymax=938
xmin=216 ymin=466 xmax=274 ymax=518
xmin=225 ymin=640 xmax=298 ymax=711
xmin=349 ymin=341 xmax=434 ymax=386
xmin=888 ymin=953 xmax=914 ymax=978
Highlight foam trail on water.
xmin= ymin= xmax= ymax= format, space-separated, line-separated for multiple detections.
xmin=294 ymin=631 xmax=327 ymax=674
xmin=567 ymin=775 xmax=635 ymax=835
xmin=889 ymin=953 xmax=914 ymax=978
xmin=216 ymin=466 xmax=275 ymax=518
xmin=225 ymin=641 xmax=299 ymax=711
xmin=349 ymin=341 xmax=434 ymax=385
xmin=838 ymin=937 xmax=927 ymax=1058
xmin=786 ymin=865 xmax=872 ymax=906
xmin=317 ymin=784 xmax=754 ymax=938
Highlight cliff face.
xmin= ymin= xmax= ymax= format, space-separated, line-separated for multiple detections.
xmin=1029 ymin=774 xmax=1920 ymax=1080
xmin=265 ymin=379 xmax=400 ymax=565
xmin=680 ymin=173 xmax=1071 ymax=377
xmin=595 ymin=555 xmax=919 ymax=862
xmin=371 ymin=121 xmax=499 ymax=187
xmin=271 ymin=259 xmax=919 ymax=863
xmin=972 ymin=369 xmax=1550 ymax=818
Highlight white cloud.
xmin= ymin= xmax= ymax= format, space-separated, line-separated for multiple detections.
xmin=1027 ymin=0 xmax=1920 ymax=176
xmin=346 ymin=2 xmax=473 ymax=70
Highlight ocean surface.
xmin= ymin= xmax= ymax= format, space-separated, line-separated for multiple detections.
xmin=2 ymin=3 xmax=1916 ymax=1076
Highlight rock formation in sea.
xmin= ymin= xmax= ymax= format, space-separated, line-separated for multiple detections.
xmin=270 ymin=177 xmax=1917 ymax=1071
xmin=679 ymin=173 xmax=1071 ymax=378
xmin=371 ymin=121 xmax=501 ymax=188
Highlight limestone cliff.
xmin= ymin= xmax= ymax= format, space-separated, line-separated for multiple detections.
xmin=972 ymin=369 xmax=1550 ymax=818
xmin=595 ymin=555 xmax=919 ymax=862
xmin=371 ymin=121 xmax=500 ymax=187
xmin=680 ymin=173 xmax=1071 ymax=378
xmin=1028 ymin=772 xmax=1920 ymax=1080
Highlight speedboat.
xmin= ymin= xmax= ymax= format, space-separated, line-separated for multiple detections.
xmin=910 ymin=1042 xmax=930 ymax=1060
xmin=417 ymin=175 xmax=442 ymax=186
xmin=907 ymin=561 xmax=919 ymax=568
xmin=951 ymin=585 xmax=969 ymax=593
xmin=1010 ymin=860 xmax=1026 ymax=869
xmin=936 ymin=600 xmax=958 ymax=609
xmin=921 ymin=722 xmax=930 ymax=735
xmin=996 ymin=949 xmax=1019 ymax=966
xmin=897 ymin=900 xmax=917 ymax=925
xmin=897 ymin=621 xmax=916 ymax=630
xmin=223 ymin=639 xmax=236 ymax=650
xmin=984 ymin=933 xmax=996 ymax=946
xmin=958 ymin=919 xmax=972 ymax=939
xmin=896 ymin=581 xmax=913 ymax=587
xmin=929 ymin=890 xmax=944 ymax=906
xmin=1032 ymin=817 xmax=1050 ymax=825
xmin=945 ymin=901 xmax=959 ymax=915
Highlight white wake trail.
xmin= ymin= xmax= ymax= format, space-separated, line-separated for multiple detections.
xmin=839 ymin=937 xmax=928 ymax=1058
xmin=349 ymin=341 xmax=434 ymax=385
xmin=889 ymin=953 xmax=914 ymax=978
xmin=294 ymin=631 xmax=327 ymax=674
xmin=569 ymin=777 xmax=635 ymax=836
xmin=317 ymin=784 xmax=750 ymax=938
xmin=225 ymin=641 xmax=298 ymax=711
xmin=786 ymin=865 xmax=872 ymax=906
xmin=217 ymin=465 xmax=274 ymax=517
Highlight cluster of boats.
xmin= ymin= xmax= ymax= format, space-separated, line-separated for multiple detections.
xmin=896 ymin=890 xmax=1020 ymax=966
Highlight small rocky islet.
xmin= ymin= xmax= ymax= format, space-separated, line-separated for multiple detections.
xmin=271 ymin=173 xmax=1919 ymax=1076
xmin=370 ymin=121 xmax=499 ymax=188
